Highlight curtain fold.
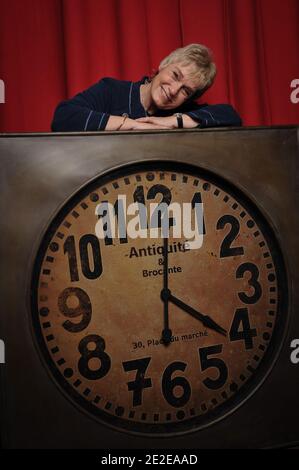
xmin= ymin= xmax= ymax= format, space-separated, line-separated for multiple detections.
xmin=0 ymin=0 xmax=298 ymax=132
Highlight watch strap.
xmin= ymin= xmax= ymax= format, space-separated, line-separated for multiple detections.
xmin=175 ymin=113 xmax=183 ymax=129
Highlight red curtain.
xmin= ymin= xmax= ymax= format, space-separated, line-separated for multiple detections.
xmin=0 ymin=0 xmax=299 ymax=132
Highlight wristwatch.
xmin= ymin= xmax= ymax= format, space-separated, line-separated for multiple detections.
xmin=174 ymin=113 xmax=183 ymax=129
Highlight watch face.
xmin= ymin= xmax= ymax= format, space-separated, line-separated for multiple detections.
xmin=31 ymin=161 xmax=288 ymax=436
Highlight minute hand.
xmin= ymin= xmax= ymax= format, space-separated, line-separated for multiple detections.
xmin=168 ymin=293 xmax=227 ymax=337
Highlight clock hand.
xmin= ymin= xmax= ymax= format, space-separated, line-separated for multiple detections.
xmin=161 ymin=236 xmax=172 ymax=345
xmin=166 ymin=292 xmax=227 ymax=337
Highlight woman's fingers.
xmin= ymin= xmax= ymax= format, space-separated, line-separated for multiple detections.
xmin=132 ymin=121 xmax=169 ymax=130
xmin=135 ymin=117 xmax=150 ymax=122
xmin=135 ymin=117 xmax=175 ymax=129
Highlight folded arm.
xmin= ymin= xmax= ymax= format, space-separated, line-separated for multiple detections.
xmin=183 ymin=103 xmax=242 ymax=128
xmin=51 ymin=80 xmax=112 ymax=132
xmin=136 ymin=103 xmax=242 ymax=129
xmin=51 ymin=79 xmax=167 ymax=132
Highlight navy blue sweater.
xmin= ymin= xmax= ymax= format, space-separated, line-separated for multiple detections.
xmin=51 ymin=77 xmax=242 ymax=132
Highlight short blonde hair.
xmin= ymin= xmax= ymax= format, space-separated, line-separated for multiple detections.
xmin=159 ymin=44 xmax=216 ymax=96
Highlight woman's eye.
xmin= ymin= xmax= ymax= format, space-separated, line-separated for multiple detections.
xmin=173 ymin=71 xmax=179 ymax=79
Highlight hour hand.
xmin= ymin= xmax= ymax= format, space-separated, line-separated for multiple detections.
xmin=167 ymin=293 xmax=227 ymax=337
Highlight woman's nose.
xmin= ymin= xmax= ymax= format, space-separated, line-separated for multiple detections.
xmin=169 ymin=82 xmax=181 ymax=97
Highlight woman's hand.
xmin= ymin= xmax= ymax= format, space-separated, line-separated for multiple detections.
xmin=135 ymin=116 xmax=177 ymax=129
xmin=106 ymin=115 xmax=169 ymax=131
xmin=136 ymin=114 xmax=198 ymax=129
xmin=130 ymin=119 xmax=170 ymax=130
xmin=106 ymin=114 xmax=198 ymax=131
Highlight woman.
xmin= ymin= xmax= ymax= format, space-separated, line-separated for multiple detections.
xmin=51 ymin=44 xmax=241 ymax=132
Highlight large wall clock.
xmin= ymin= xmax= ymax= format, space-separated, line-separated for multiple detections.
xmin=0 ymin=128 xmax=298 ymax=448
xmin=31 ymin=160 xmax=287 ymax=436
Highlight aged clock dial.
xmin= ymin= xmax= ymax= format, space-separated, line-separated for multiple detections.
xmin=31 ymin=161 xmax=287 ymax=435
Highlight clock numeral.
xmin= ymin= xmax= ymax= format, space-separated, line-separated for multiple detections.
xmin=78 ymin=335 xmax=111 ymax=380
xmin=191 ymin=192 xmax=206 ymax=235
xmin=58 ymin=287 xmax=92 ymax=333
xmin=229 ymin=308 xmax=257 ymax=350
xmin=133 ymin=185 xmax=146 ymax=205
xmin=236 ymin=262 xmax=262 ymax=304
xmin=199 ymin=345 xmax=228 ymax=390
xmin=113 ymin=199 xmax=128 ymax=244
xmin=79 ymin=234 xmax=103 ymax=279
xmin=99 ymin=199 xmax=128 ymax=246
xmin=162 ymin=361 xmax=191 ymax=408
xmin=217 ymin=215 xmax=244 ymax=258
xmin=147 ymin=184 xmax=174 ymax=229
xmin=132 ymin=185 xmax=149 ymax=230
xmin=63 ymin=235 xmax=79 ymax=281
xmin=123 ymin=352 xmax=231 ymax=407
xmin=134 ymin=184 xmax=174 ymax=229
xmin=122 ymin=357 xmax=152 ymax=407
xmin=64 ymin=234 xmax=103 ymax=281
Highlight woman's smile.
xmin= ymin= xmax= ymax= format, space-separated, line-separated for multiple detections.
xmin=161 ymin=86 xmax=171 ymax=102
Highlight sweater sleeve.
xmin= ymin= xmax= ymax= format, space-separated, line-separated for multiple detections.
xmin=183 ymin=103 xmax=242 ymax=128
xmin=51 ymin=79 xmax=112 ymax=132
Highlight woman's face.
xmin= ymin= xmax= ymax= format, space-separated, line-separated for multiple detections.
xmin=150 ymin=62 xmax=201 ymax=110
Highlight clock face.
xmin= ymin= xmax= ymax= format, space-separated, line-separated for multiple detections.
xmin=31 ymin=161 xmax=287 ymax=435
